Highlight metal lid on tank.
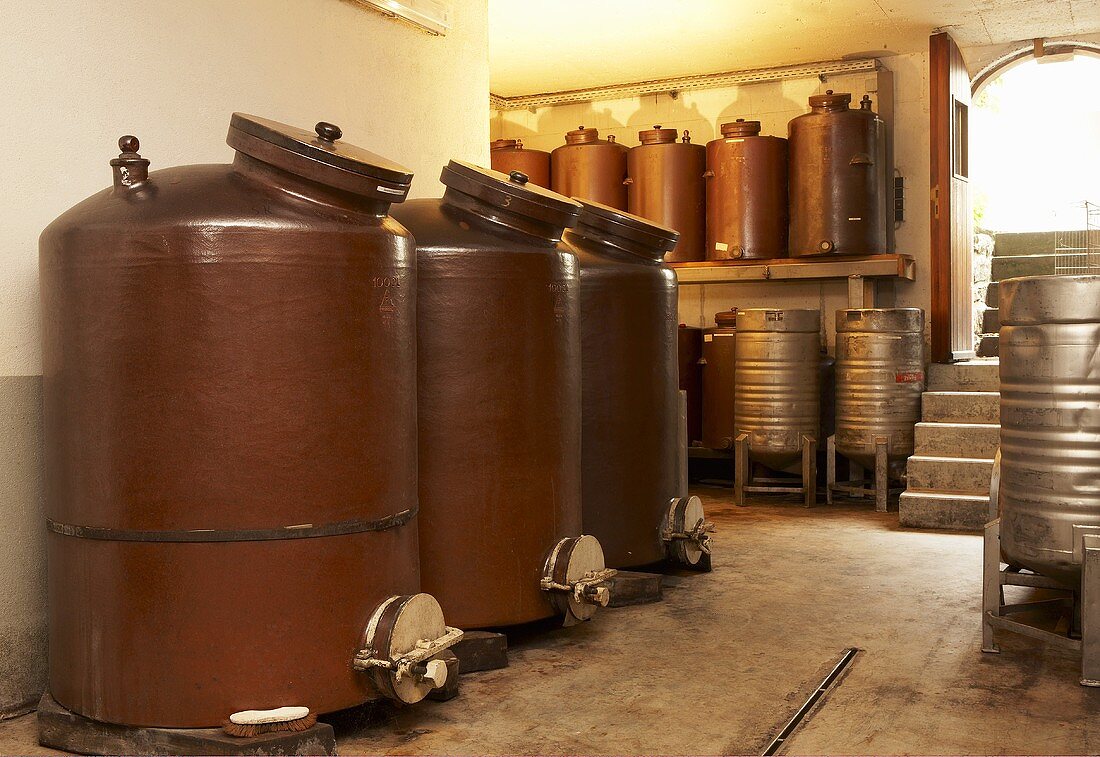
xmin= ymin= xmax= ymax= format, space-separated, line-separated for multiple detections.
xmin=808 ymin=90 xmax=852 ymax=112
xmin=721 ymin=119 xmax=762 ymax=138
xmin=227 ymin=113 xmax=413 ymax=203
xmin=836 ymin=308 xmax=924 ymax=333
xmin=638 ymin=125 xmax=679 ymax=144
xmin=714 ymin=308 xmax=739 ymax=327
xmin=571 ymin=198 xmax=679 ymax=260
xmin=565 ymin=126 xmax=605 ymax=145
xmin=1000 ymin=274 xmax=1100 ymax=325
xmin=736 ymin=308 xmax=821 ymax=333
xmin=490 ymin=138 xmax=520 ymax=150
xmin=441 ymin=160 xmax=581 ymax=230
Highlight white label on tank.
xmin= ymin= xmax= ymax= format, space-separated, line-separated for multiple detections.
xmin=704 ymin=334 xmax=713 ymax=342
xmin=848 ymin=217 xmax=862 ymax=221
xmin=715 ymin=242 xmax=729 ymax=251
xmin=725 ymin=138 xmax=745 ymax=143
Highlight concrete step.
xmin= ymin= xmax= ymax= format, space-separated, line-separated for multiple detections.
xmin=992 ymin=231 xmax=1057 ymax=257
xmin=976 ymin=334 xmax=1000 ymax=358
xmin=898 ymin=490 xmax=989 ymax=531
xmin=906 ymin=455 xmax=995 ymax=493
xmin=981 ymin=308 xmax=1000 ymax=334
xmin=921 ymin=391 xmax=1000 ymax=423
xmin=985 ymin=281 xmax=1000 ymax=308
xmin=914 ymin=421 xmax=1000 ymax=458
xmin=927 ymin=361 xmax=1000 ymax=392
xmin=992 ymin=253 xmax=1057 ymax=281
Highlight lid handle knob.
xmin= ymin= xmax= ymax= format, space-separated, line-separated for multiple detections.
xmin=315 ymin=122 xmax=343 ymax=142
xmin=118 ymin=135 xmax=140 ymax=154
xmin=654 ymin=124 xmax=662 ymax=129
xmin=508 ymin=170 xmax=529 ymax=185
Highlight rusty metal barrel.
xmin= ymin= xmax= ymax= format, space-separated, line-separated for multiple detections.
xmin=626 ymin=126 xmax=707 ymax=262
xmin=702 ymin=309 xmax=738 ymax=450
xmin=551 ymin=126 xmax=628 ymax=210
xmin=490 ymin=138 xmax=551 ymax=188
xmin=998 ymin=275 xmax=1100 ymax=587
xmin=564 ymin=200 xmax=707 ymax=568
xmin=392 ymin=163 xmax=611 ymax=628
xmin=834 ymin=308 xmax=925 ymax=475
xmin=788 ymin=91 xmax=888 ymax=257
xmin=39 ymin=115 xmax=457 ymax=727
xmin=705 ymin=120 xmax=788 ymax=260
xmin=679 ymin=324 xmax=704 ymax=445
xmin=734 ymin=309 xmax=822 ymax=470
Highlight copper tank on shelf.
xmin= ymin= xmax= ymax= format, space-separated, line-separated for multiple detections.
xmin=705 ymin=120 xmax=788 ymax=260
xmin=490 ymin=138 xmax=551 ymax=187
xmin=392 ymin=163 xmax=611 ymax=629
xmin=626 ymin=126 xmax=707 ymax=263
xmin=788 ymin=91 xmax=889 ymax=257
xmin=702 ymin=309 xmax=738 ymax=450
xmin=678 ymin=325 xmax=704 ymax=445
xmin=564 ymin=201 xmax=711 ymax=570
xmin=551 ymin=126 xmax=628 ymax=210
xmin=40 ymin=115 xmax=457 ymax=728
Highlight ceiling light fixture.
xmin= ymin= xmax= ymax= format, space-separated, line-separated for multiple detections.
xmin=356 ymin=0 xmax=452 ymax=36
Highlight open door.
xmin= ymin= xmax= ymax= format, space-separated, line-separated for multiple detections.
xmin=930 ymin=31 xmax=974 ymax=362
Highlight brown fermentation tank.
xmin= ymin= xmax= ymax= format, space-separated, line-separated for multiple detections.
xmin=392 ymin=163 xmax=611 ymax=629
xmin=702 ymin=309 xmax=738 ymax=450
xmin=705 ymin=120 xmax=788 ymax=260
xmin=788 ymin=91 xmax=889 ymax=256
xmin=551 ymin=126 xmax=628 ymax=210
xmin=490 ymin=138 xmax=551 ymax=187
xmin=40 ymin=116 xmax=459 ymax=728
xmin=678 ymin=325 xmax=704 ymax=444
xmin=564 ymin=201 xmax=712 ymax=569
xmin=626 ymin=126 xmax=707 ymax=262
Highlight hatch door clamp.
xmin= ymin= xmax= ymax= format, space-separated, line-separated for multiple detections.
xmin=662 ymin=517 xmax=715 ymax=554
xmin=354 ymin=625 xmax=464 ymax=683
xmin=541 ymin=567 xmax=617 ymax=607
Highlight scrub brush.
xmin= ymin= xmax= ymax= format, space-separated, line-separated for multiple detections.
xmin=222 ymin=706 xmax=317 ymax=737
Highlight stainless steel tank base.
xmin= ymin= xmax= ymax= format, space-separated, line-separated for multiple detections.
xmin=824 ymin=435 xmax=903 ymax=512
xmin=982 ymin=516 xmax=1100 ymax=687
xmin=733 ymin=433 xmax=817 ymax=508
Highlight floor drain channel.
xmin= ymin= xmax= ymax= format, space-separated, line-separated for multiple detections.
xmin=761 ymin=647 xmax=860 ymax=756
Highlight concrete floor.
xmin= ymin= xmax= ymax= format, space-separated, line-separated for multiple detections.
xmin=3 ymin=486 xmax=1100 ymax=755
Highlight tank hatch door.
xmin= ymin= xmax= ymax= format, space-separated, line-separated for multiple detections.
xmin=663 ymin=495 xmax=715 ymax=569
xmin=541 ymin=535 xmax=616 ymax=625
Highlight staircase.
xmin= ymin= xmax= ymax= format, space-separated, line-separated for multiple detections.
xmin=897 ymin=361 xmax=999 ymax=531
xmin=976 ymin=231 xmax=1057 ymax=358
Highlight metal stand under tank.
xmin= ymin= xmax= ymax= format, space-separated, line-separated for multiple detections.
xmin=733 ymin=432 xmax=818 ymax=508
xmin=825 ymin=435 xmax=903 ymax=512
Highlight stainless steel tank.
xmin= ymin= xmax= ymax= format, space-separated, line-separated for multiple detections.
xmin=788 ymin=91 xmax=889 ymax=257
xmin=734 ymin=309 xmax=822 ymax=470
xmin=834 ymin=308 xmax=925 ymax=475
xmin=705 ymin=120 xmax=788 ymax=260
xmin=563 ymin=200 xmax=708 ymax=569
xmin=391 ymin=163 xmax=611 ymax=628
xmin=39 ymin=116 xmax=456 ymax=727
xmin=999 ymin=274 xmax=1100 ymax=587
xmin=702 ymin=309 xmax=738 ymax=450
xmin=551 ymin=126 xmax=628 ymax=210
xmin=490 ymin=138 xmax=551 ymax=188
xmin=626 ymin=126 xmax=707 ymax=262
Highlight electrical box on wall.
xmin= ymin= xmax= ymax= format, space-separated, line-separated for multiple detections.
xmin=357 ymin=0 xmax=452 ymax=35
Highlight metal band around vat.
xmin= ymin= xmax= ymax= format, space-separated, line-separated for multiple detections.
xmin=46 ymin=505 xmax=418 ymax=543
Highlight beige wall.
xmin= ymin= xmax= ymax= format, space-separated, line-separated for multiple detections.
xmin=493 ymin=52 xmax=932 ymax=350
xmin=0 ymin=0 xmax=489 ymax=717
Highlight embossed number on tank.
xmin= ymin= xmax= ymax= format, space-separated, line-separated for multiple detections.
xmin=549 ymin=282 xmax=568 ymax=322
xmin=375 ymin=275 xmax=402 ymax=325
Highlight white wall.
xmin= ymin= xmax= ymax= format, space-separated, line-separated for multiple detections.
xmin=493 ymin=52 xmax=931 ymax=349
xmin=0 ymin=0 xmax=489 ymax=717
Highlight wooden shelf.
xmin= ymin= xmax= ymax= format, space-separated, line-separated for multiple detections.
xmin=669 ymin=253 xmax=915 ymax=285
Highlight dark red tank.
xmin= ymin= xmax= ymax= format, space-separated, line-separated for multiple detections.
xmin=39 ymin=116 xmax=438 ymax=728
xmin=678 ymin=325 xmax=704 ymax=445
xmin=702 ymin=309 xmax=739 ymax=450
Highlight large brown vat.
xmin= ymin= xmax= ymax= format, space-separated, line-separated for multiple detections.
xmin=563 ymin=201 xmax=711 ymax=569
xmin=705 ymin=120 xmax=788 ymax=260
xmin=392 ymin=163 xmax=611 ymax=629
xmin=678 ymin=325 xmax=704 ymax=444
xmin=702 ymin=309 xmax=738 ymax=450
xmin=490 ymin=138 xmax=551 ymax=188
xmin=40 ymin=116 xmax=455 ymax=727
xmin=626 ymin=126 xmax=707 ymax=262
xmin=551 ymin=126 xmax=628 ymax=210
xmin=788 ymin=91 xmax=889 ymax=257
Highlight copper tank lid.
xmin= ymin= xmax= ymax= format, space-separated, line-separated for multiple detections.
xmin=227 ymin=113 xmax=413 ymax=203
xmin=714 ymin=308 xmax=739 ymax=327
xmin=638 ymin=125 xmax=679 ymax=145
xmin=721 ymin=119 xmax=761 ymax=138
xmin=490 ymin=138 xmax=520 ymax=151
xmin=564 ymin=126 xmax=604 ymax=145
xmin=572 ymin=198 xmax=679 ymax=260
xmin=808 ymin=90 xmax=852 ymax=112
xmin=441 ymin=160 xmax=580 ymax=229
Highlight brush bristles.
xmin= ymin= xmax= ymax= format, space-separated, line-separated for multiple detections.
xmin=222 ymin=713 xmax=317 ymax=738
